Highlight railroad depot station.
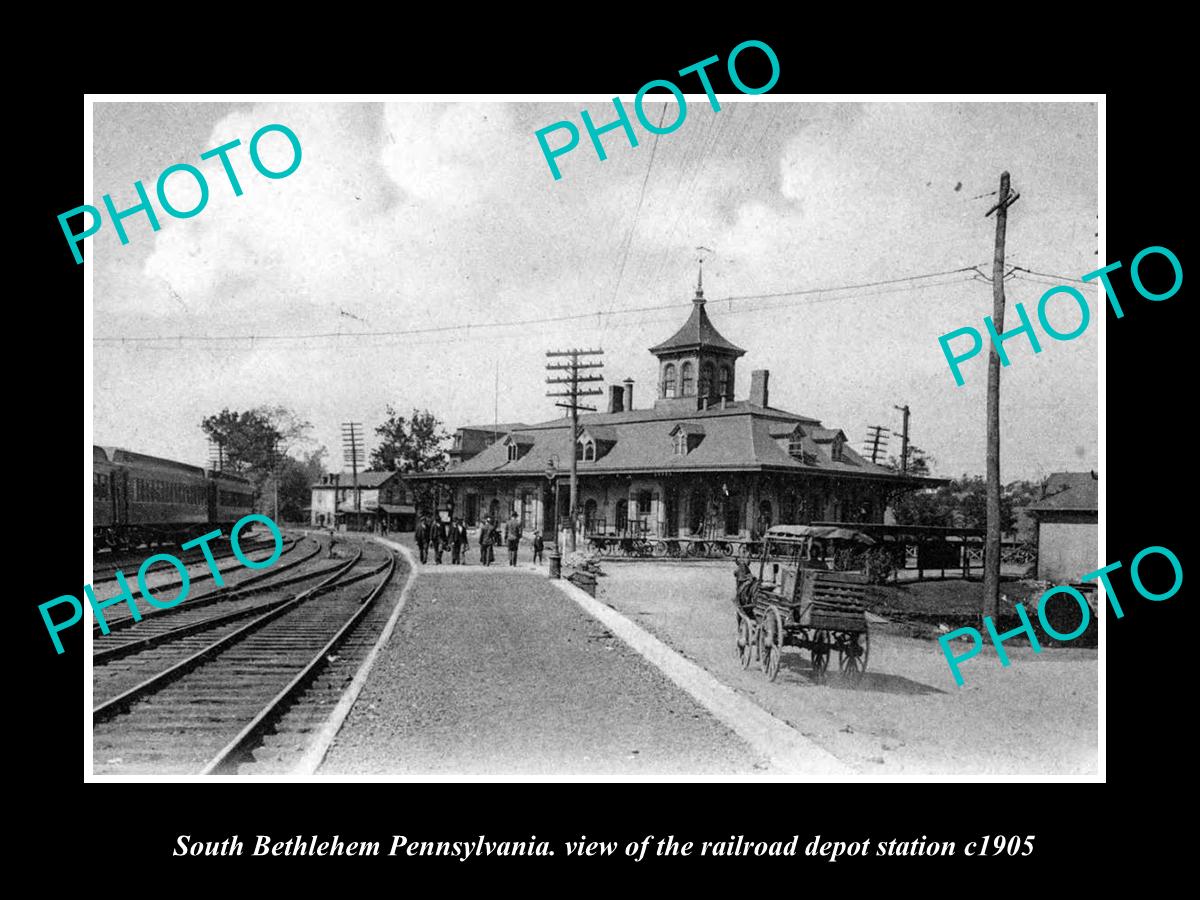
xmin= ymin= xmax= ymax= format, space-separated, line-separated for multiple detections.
xmin=408 ymin=278 xmax=938 ymax=539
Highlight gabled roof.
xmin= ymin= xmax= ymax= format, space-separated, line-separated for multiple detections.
xmin=312 ymin=470 xmax=400 ymax=489
xmin=649 ymin=297 xmax=746 ymax=357
xmin=1029 ymin=472 xmax=1098 ymax=513
xmin=669 ymin=423 xmax=706 ymax=436
xmin=808 ymin=427 xmax=846 ymax=443
xmin=578 ymin=424 xmax=618 ymax=443
xmin=504 ymin=433 xmax=535 ymax=446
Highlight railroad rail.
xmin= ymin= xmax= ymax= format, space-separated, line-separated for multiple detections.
xmin=90 ymin=537 xmax=321 ymax=636
xmin=92 ymin=540 xmax=401 ymax=776
xmin=91 ymin=537 xmax=285 ymax=584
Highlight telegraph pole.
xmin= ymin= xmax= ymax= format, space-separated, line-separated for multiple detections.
xmin=546 ymin=349 xmax=603 ymax=552
xmin=341 ymin=422 xmax=364 ymax=516
xmin=862 ymin=425 xmax=890 ymax=465
xmin=893 ymin=404 xmax=911 ymax=473
xmin=983 ymin=172 xmax=1020 ymax=620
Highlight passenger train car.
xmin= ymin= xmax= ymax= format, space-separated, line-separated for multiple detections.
xmin=93 ymin=446 xmax=255 ymax=549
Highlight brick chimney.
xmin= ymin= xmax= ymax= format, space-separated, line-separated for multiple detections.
xmin=623 ymin=377 xmax=634 ymax=410
xmin=608 ymin=384 xmax=625 ymax=413
xmin=750 ymin=369 xmax=770 ymax=407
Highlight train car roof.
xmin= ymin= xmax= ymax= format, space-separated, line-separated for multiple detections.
xmin=209 ymin=470 xmax=253 ymax=486
xmin=99 ymin=446 xmax=206 ymax=478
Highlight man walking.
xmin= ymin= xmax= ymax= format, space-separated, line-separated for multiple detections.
xmin=532 ymin=530 xmax=544 ymax=565
xmin=415 ymin=514 xmax=431 ymax=565
xmin=434 ymin=516 xmax=449 ymax=565
xmin=478 ymin=516 xmax=494 ymax=566
xmin=451 ymin=518 xmax=468 ymax=564
xmin=505 ymin=512 xmax=523 ymax=566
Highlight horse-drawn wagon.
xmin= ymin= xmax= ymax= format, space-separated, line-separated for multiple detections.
xmin=733 ymin=525 xmax=873 ymax=685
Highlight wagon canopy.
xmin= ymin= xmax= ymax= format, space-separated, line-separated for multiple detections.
xmin=764 ymin=524 xmax=875 ymax=545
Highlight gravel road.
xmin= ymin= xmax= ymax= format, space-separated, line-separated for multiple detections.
xmin=595 ymin=563 xmax=1098 ymax=777
xmin=321 ymin=568 xmax=767 ymax=777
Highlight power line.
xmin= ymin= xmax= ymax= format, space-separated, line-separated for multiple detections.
xmin=601 ymin=103 xmax=667 ymax=340
xmin=1010 ymin=266 xmax=1092 ymax=287
xmin=98 ymin=264 xmax=988 ymax=348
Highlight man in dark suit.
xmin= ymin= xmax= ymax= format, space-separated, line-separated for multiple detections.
xmin=415 ymin=514 xmax=431 ymax=564
xmin=479 ymin=517 xmax=494 ymax=565
xmin=451 ymin=518 xmax=468 ymax=564
xmin=433 ymin=516 xmax=449 ymax=564
xmin=505 ymin=513 xmax=523 ymax=566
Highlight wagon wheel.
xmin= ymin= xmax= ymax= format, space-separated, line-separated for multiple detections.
xmin=651 ymin=540 xmax=667 ymax=557
xmin=720 ymin=541 xmax=735 ymax=557
xmin=809 ymin=629 xmax=831 ymax=685
xmin=837 ymin=631 xmax=870 ymax=686
xmin=758 ymin=608 xmax=784 ymax=682
xmin=736 ymin=614 xmax=754 ymax=669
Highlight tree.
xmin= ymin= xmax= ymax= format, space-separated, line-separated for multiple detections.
xmin=275 ymin=448 xmax=328 ymax=522
xmin=371 ymin=407 xmax=449 ymax=473
xmin=892 ymin=475 xmax=1015 ymax=533
xmin=201 ymin=409 xmax=282 ymax=485
xmin=886 ymin=444 xmax=933 ymax=477
xmin=201 ymin=406 xmax=315 ymax=513
xmin=371 ymin=407 xmax=450 ymax=515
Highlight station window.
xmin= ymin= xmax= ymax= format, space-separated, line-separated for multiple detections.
xmin=637 ymin=490 xmax=652 ymax=515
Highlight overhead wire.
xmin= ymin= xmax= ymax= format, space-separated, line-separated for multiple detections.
xmin=95 ymin=266 xmax=988 ymax=350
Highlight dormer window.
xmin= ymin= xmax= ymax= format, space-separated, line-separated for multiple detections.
xmin=504 ymin=434 xmax=533 ymax=462
xmin=831 ymin=434 xmax=845 ymax=462
xmin=789 ymin=434 xmax=804 ymax=458
xmin=576 ymin=438 xmax=596 ymax=461
xmin=670 ymin=423 xmax=704 ymax=455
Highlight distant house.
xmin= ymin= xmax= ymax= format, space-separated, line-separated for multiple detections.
xmin=1027 ymin=471 xmax=1098 ymax=583
xmin=448 ymin=423 xmax=529 ymax=467
xmin=310 ymin=471 xmax=416 ymax=532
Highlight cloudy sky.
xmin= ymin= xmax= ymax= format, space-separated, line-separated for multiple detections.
xmin=91 ymin=99 xmax=1097 ymax=482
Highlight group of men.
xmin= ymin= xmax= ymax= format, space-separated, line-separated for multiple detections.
xmin=414 ymin=512 xmax=544 ymax=567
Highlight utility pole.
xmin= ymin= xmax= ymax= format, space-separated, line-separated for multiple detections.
xmin=862 ymin=425 xmax=890 ymax=465
xmin=893 ymin=404 xmax=911 ymax=473
xmin=341 ymin=422 xmax=364 ymax=518
xmin=207 ymin=438 xmax=226 ymax=473
xmin=983 ymin=172 xmax=1020 ymax=621
xmin=546 ymin=349 xmax=604 ymax=552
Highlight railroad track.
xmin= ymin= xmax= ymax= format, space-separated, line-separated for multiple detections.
xmin=93 ymin=540 xmax=401 ymax=776
xmin=92 ymin=538 xmax=284 ymax=584
xmin=90 ymin=537 xmax=321 ymax=637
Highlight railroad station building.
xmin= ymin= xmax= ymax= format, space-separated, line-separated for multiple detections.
xmin=412 ymin=277 xmax=936 ymax=539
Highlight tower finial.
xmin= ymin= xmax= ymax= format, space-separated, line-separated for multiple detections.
xmin=694 ymin=246 xmax=713 ymax=302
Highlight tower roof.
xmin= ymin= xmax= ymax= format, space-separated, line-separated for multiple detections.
xmin=649 ymin=278 xmax=746 ymax=357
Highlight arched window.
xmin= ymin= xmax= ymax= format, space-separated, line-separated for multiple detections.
xmin=584 ymin=498 xmax=597 ymax=529
xmin=699 ymin=362 xmax=714 ymax=398
xmin=719 ymin=366 xmax=731 ymax=399
xmin=680 ymin=362 xmax=694 ymax=396
xmin=663 ymin=363 xmax=677 ymax=398
xmin=615 ymin=499 xmax=629 ymax=532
